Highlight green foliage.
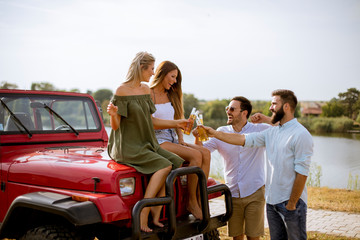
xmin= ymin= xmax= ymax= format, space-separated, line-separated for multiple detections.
xmin=199 ymin=99 xmax=229 ymax=128
xmin=0 ymin=81 xmax=18 ymax=89
xmin=93 ymin=89 xmax=113 ymax=104
xmin=298 ymin=117 xmax=354 ymax=133
xmin=31 ymin=82 xmax=57 ymax=91
xmin=101 ymin=100 xmax=110 ymax=125
xmin=347 ymin=172 xmax=360 ymax=190
xmin=294 ymin=104 xmax=301 ymax=118
xmin=338 ymin=88 xmax=360 ymax=120
xmin=307 ymin=162 xmax=322 ymax=187
xmin=251 ymin=100 xmax=269 ymax=114
xmin=321 ymin=98 xmax=345 ymax=117
xmin=262 ymin=102 xmax=272 ymax=116
xmin=183 ymin=93 xmax=199 ymax=118
xmin=69 ymin=88 xmax=80 ymax=93
xmin=92 ymin=89 xmax=113 ymax=126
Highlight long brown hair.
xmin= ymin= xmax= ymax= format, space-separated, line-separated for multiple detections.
xmin=150 ymin=61 xmax=184 ymax=119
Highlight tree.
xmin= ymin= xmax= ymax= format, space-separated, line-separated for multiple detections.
xmin=69 ymin=88 xmax=80 ymax=93
xmin=262 ymin=102 xmax=272 ymax=116
xmin=92 ymin=89 xmax=113 ymax=126
xmin=92 ymin=89 xmax=113 ymax=104
xmin=251 ymin=100 xmax=269 ymax=114
xmin=0 ymin=81 xmax=18 ymax=89
xmin=183 ymin=93 xmax=199 ymax=118
xmin=31 ymin=82 xmax=56 ymax=91
xmin=338 ymin=88 xmax=360 ymax=120
xmin=199 ymin=99 xmax=229 ymax=128
xmin=321 ymin=98 xmax=344 ymax=117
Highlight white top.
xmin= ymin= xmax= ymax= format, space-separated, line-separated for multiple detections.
xmin=245 ymin=118 xmax=313 ymax=204
xmin=152 ymin=102 xmax=174 ymax=120
xmin=203 ymin=122 xmax=270 ymax=198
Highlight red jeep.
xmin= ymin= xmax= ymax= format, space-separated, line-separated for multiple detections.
xmin=0 ymin=89 xmax=232 ymax=240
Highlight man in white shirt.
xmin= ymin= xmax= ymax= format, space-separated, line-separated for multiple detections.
xmin=194 ymin=96 xmax=270 ymax=240
xmin=201 ymin=90 xmax=313 ymax=240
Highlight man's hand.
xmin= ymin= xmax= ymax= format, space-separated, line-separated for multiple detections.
xmin=250 ymin=113 xmax=267 ymax=123
xmin=198 ymin=125 xmax=216 ymax=137
xmin=285 ymin=201 xmax=297 ymax=211
xmin=192 ymin=128 xmax=203 ymax=146
xmin=251 ymin=113 xmax=276 ymax=125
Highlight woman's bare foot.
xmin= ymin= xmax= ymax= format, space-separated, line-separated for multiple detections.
xmin=151 ymin=206 xmax=165 ymax=228
xmin=187 ymin=200 xmax=203 ymax=220
xmin=140 ymin=209 xmax=153 ymax=232
xmin=153 ymin=220 xmax=165 ymax=228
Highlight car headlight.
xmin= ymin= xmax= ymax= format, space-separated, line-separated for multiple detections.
xmin=119 ymin=177 xmax=135 ymax=196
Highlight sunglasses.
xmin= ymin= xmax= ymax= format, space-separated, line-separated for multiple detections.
xmin=225 ymin=106 xmax=245 ymax=112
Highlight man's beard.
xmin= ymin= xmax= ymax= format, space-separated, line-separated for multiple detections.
xmin=271 ymin=106 xmax=285 ymax=124
xmin=227 ymin=115 xmax=238 ymax=125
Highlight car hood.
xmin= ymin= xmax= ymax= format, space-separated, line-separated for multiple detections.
xmin=8 ymin=147 xmax=137 ymax=193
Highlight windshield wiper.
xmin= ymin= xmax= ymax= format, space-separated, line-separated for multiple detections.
xmin=31 ymin=102 xmax=79 ymax=136
xmin=0 ymin=98 xmax=32 ymax=138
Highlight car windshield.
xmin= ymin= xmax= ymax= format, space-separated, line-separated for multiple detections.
xmin=0 ymin=93 xmax=101 ymax=134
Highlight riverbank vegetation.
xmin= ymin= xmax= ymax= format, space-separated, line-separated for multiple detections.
xmin=308 ymin=187 xmax=360 ymax=214
xmin=299 ymin=116 xmax=354 ymax=134
xmin=1 ymin=82 xmax=360 ymax=133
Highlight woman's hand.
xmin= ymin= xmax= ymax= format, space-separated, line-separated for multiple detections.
xmin=107 ymin=102 xmax=118 ymax=116
xmin=178 ymin=139 xmax=187 ymax=146
xmin=175 ymin=119 xmax=190 ymax=130
xmin=107 ymin=102 xmax=120 ymax=130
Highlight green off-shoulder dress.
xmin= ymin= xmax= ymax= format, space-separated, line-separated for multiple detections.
xmin=107 ymin=94 xmax=184 ymax=174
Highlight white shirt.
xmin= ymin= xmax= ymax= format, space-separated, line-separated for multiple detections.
xmin=245 ymin=118 xmax=313 ymax=204
xmin=152 ymin=102 xmax=174 ymax=120
xmin=204 ymin=122 xmax=270 ymax=198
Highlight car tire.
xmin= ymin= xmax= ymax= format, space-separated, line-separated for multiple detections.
xmin=203 ymin=229 xmax=220 ymax=240
xmin=20 ymin=225 xmax=90 ymax=240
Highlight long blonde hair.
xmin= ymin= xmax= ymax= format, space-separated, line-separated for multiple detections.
xmin=125 ymin=52 xmax=155 ymax=83
xmin=150 ymin=61 xmax=184 ymax=119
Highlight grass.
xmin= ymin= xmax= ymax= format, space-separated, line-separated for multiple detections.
xmin=308 ymin=187 xmax=360 ymax=213
xmin=217 ymin=186 xmax=360 ymax=240
xmin=218 ymin=227 xmax=360 ymax=240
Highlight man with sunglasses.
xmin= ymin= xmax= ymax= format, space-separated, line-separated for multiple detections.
xmin=194 ymin=96 xmax=271 ymax=240
xmin=201 ymin=90 xmax=313 ymax=240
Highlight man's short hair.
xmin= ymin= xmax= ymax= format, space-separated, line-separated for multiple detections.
xmin=231 ymin=96 xmax=252 ymax=119
xmin=272 ymin=89 xmax=298 ymax=111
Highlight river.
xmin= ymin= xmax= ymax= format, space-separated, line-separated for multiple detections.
xmin=184 ymin=133 xmax=360 ymax=189
xmin=105 ymin=127 xmax=360 ymax=189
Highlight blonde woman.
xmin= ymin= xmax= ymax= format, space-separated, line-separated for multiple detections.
xmin=107 ymin=52 xmax=188 ymax=232
xmin=150 ymin=61 xmax=211 ymax=220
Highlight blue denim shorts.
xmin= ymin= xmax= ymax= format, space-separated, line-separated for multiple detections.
xmin=154 ymin=129 xmax=178 ymax=144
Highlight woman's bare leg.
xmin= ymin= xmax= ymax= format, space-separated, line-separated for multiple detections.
xmin=184 ymin=143 xmax=211 ymax=207
xmin=140 ymin=165 xmax=172 ymax=232
xmin=151 ymin=183 xmax=166 ymax=227
xmin=187 ymin=143 xmax=211 ymax=179
xmin=160 ymin=142 xmax=203 ymax=219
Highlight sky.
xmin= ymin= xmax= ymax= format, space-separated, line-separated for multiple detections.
xmin=0 ymin=0 xmax=359 ymax=101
